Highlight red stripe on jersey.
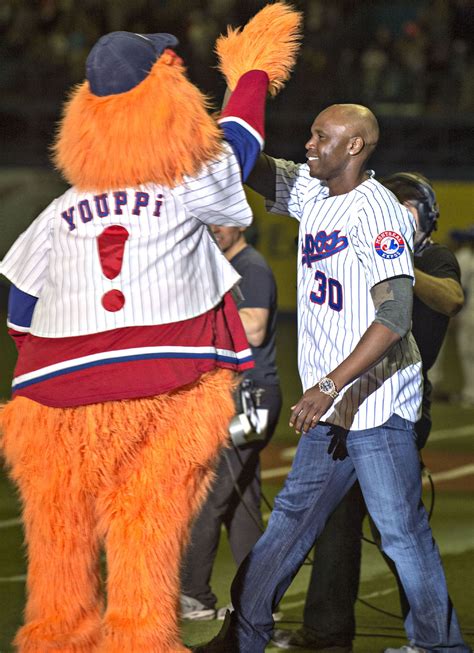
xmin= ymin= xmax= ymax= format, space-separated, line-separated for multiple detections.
xmin=11 ymin=293 xmax=253 ymax=407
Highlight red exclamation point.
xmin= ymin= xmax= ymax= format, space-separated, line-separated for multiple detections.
xmin=97 ymin=225 xmax=129 ymax=312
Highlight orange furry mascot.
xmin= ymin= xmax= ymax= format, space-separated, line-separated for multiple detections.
xmin=0 ymin=4 xmax=301 ymax=652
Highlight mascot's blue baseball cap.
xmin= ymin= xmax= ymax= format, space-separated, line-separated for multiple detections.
xmin=86 ymin=31 xmax=179 ymax=96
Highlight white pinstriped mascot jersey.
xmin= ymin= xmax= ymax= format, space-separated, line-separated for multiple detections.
xmin=2 ymin=143 xmax=245 ymax=337
xmin=0 ymin=70 xmax=273 ymax=406
xmin=267 ymin=161 xmax=422 ymax=430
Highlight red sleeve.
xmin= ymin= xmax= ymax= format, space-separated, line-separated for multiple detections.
xmin=219 ymin=69 xmax=269 ymax=143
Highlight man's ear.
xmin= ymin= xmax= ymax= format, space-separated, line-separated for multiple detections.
xmin=348 ymin=136 xmax=364 ymax=156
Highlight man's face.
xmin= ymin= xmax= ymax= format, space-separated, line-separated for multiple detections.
xmin=305 ymin=109 xmax=352 ymax=180
xmin=404 ymin=202 xmax=426 ymax=248
xmin=210 ymin=225 xmax=244 ymax=253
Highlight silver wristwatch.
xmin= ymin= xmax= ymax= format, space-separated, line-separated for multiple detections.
xmin=318 ymin=377 xmax=339 ymax=399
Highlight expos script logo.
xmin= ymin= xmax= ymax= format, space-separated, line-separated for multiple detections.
xmin=374 ymin=231 xmax=405 ymax=259
xmin=302 ymin=230 xmax=348 ymax=268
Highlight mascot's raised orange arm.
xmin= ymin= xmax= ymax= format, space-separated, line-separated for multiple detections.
xmin=0 ymin=4 xmax=302 ymax=652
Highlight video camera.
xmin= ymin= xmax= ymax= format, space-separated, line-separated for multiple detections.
xmin=228 ymin=379 xmax=269 ymax=447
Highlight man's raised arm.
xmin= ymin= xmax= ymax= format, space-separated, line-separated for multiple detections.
xmin=245 ymin=153 xmax=277 ymax=202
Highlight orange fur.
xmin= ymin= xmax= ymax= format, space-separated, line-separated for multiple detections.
xmin=1 ymin=369 xmax=235 ymax=653
xmin=216 ymin=2 xmax=302 ymax=96
xmin=52 ymin=57 xmax=223 ymax=192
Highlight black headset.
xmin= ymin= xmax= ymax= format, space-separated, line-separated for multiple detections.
xmin=381 ymin=172 xmax=440 ymax=238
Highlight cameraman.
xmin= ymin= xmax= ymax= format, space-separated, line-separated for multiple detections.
xmin=180 ymin=222 xmax=282 ymax=620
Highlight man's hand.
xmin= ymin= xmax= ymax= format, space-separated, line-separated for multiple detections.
xmin=288 ymin=320 xmax=407 ymax=435
xmin=289 ymin=385 xmax=334 ymax=434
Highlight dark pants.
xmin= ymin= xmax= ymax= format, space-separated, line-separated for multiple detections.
xmin=181 ymin=383 xmax=282 ymax=609
xmin=303 ymin=415 xmax=431 ymax=643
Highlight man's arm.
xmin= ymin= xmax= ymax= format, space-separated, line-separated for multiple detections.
xmin=245 ymin=153 xmax=277 ymax=202
xmin=414 ymin=270 xmax=464 ymax=317
xmin=239 ymin=306 xmax=270 ymax=347
xmin=290 ymin=323 xmax=401 ymax=433
xmin=290 ymin=277 xmax=411 ymax=433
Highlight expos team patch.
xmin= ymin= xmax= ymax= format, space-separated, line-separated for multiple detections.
xmin=374 ymin=231 xmax=405 ymax=259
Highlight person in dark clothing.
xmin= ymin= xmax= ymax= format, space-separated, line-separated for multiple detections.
xmin=272 ymin=172 xmax=464 ymax=653
xmin=181 ymin=223 xmax=282 ymax=621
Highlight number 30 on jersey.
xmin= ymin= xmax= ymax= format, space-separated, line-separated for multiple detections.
xmin=310 ymin=270 xmax=343 ymax=311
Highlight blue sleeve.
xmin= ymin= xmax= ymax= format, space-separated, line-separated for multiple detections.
xmin=7 ymin=285 xmax=38 ymax=332
xmin=220 ymin=121 xmax=262 ymax=182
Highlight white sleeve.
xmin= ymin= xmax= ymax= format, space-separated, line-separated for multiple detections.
xmin=350 ymin=193 xmax=416 ymax=289
xmin=265 ymin=159 xmax=320 ymax=221
xmin=0 ymin=202 xmax=55 ymax=297
xmin=182 ymin=142 xmax=253 ymax=226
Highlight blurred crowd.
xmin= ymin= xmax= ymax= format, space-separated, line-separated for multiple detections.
xmin=434 ymin=226 xmax=474 ymax=408
xmin=1 ymin=0 xmax=473 ymax=117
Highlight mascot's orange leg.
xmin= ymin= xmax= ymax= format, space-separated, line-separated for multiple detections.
xmin=97 ymin=369 xmax=235 ymax=652
xmin=1 ymin=369 xmax=235 ymax=653
xmin=1 ymin=400 xmax=104 ymax=653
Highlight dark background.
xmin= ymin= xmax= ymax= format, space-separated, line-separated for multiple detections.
xmin=1 ymin=0 xmax=473 ymax=177
xmin=1 ymin=0 xmax=473 ymax=392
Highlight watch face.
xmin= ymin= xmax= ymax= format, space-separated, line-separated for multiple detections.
xmin=320 ymin=378 xmax=334 ymax=393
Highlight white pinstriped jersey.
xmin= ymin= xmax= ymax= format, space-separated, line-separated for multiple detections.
xmin=0 ymin=142 xmax=249 ymax=338
xmin=267 ymin=161 xmax=423 ymax=431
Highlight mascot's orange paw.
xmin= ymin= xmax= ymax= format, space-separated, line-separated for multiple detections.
xmin=97 ymin=640 xmax=191 ymax=653
xmin=14 ymin=613 xmax=102 ymax=653
xmin=15 ymin=641 xmax=99 ymax=652
xmin=99 ymin=613 xmax=192 ymax=653
xmin=216 ymin=1 xmax=302 ymax=96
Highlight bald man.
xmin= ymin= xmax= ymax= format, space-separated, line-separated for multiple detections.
xmin=195 ymin=105 xmax=469 ymax=653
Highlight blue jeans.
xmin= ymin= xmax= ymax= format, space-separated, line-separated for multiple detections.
xmin=302 ymin=480 xmax=367 ymax=646
xmin=226 ymin=415 xmax=470 ymax=653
